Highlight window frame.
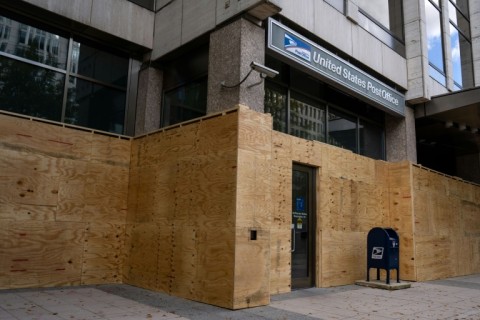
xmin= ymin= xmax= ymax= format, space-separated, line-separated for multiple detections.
xmin=425 ymin=0 xmax=447 ymax=86
xmin=447 ymin=0 xmax=473 ymax=90
xmin=0 ymin=12 xmax=134 ymax=135
xmin=265 ymin=80 xmax=386 ymax=160
xmin=160 ymin=76 xmax=208 ymax=128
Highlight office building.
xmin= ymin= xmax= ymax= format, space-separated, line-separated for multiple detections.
xmin=0 ymin=0 xmax=479 ymax=309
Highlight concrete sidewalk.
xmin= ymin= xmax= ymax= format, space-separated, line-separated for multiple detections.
xmin=1 ymin=274 xmax=479 ymax=320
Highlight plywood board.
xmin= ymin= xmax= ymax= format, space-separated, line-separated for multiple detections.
xmin=0 ymin=114 xmax=130 ymax=290
xmin=415 ymin=235 xmax=454 ymax=281
xmin=350 ymin=182 xmax=389 ymax=232
xmin=236 ymin=149 xmax=272 ymax=229
xmin=238 ymin=106 xmax=272 ymax=155
xmin=0 ymin=174 xmax=59 ymax=207
xmin=0 ymin=115 xmax=93 ymax=160
xmin=269 ymin=164 xmax=291 ymax=229
xmin=0 ymin=202 xmax=56 ymax=221
xmin=321 ymin=177 xmax=353 ymax=232
xmin=233 ymin=227 xmax=270 ymax=309
xmin=90 ymin=134 xmax=131 ymax=165
xmin=0 ymin=221 xmax=85 ymax=288
xmin=290 ymin=137 xmax=317 ymax=166
xmin=269 ymin=227 xmax=291 ymax=294
xmin=272 ymin=132 xmax=293 ymax=168
xmin=169 ymin=226 xmax=198 ymax=299
xmin=321 ymin=231 xmax=367 ymax=287
xmin=195 ymin=227 xmax=235 ymax=309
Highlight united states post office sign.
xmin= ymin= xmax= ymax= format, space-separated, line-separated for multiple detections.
xmin=267 ymin=18 xmax=405 ymax=117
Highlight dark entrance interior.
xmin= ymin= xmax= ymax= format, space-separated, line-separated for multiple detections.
xmin=291 ymin=164 xmax=316 ymax=289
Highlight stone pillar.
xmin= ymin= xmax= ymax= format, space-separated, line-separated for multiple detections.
xmin=403 ymin=0 xmax=429 ymax=103
xmin=135 ymin=66 xmax=163 ymax=135
xmin=470 ymin=0 xmax=480 ymax=86
xmin=385 ymin=107 xmax=417 ymax=163
xmin=207 ymin=18 xmax=266 ymax=113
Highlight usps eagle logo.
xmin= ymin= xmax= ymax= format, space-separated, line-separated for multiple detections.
xmin=284 ymin=33 xmax=311 ymax=62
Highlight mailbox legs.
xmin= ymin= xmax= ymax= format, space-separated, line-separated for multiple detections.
xmin=366 ymin=267 xmax=400 ymax=284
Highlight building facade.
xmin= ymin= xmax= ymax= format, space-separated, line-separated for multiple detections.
xmin=0 ymin=0 xmax=479 ymax=310
xmin=1 ymin=0 xmax=479 ymax=181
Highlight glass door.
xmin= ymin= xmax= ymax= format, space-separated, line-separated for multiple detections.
xmin=291 ymin=164 xmax=316 ymax=289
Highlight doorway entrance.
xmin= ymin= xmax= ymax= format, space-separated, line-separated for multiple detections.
xmin=291 ymin=164 xmax=316 ymax=289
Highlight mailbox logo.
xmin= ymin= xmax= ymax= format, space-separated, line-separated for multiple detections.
xmin=284 ymin=33 xmax=311 ymax=62
xmin=371 ymin=247 xmax=384 ymax=259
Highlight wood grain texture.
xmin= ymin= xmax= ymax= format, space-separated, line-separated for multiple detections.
xmin=0 ymin=114 xmax=130 ymax=289
xmin=1 ymin=108 xmax=479 ymax=307
xmin=412 ymin=166 xmax=480 ymax=281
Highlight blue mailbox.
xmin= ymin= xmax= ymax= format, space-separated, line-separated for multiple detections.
xmin=367 ymin=227 xmax=399 ymax=284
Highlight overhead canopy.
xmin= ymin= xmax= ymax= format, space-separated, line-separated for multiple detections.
xmin=415 ymin=87 xmax=480 ymax=156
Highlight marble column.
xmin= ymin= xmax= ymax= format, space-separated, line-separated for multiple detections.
xmin=207 ymin=17 xmax=266 ymax=113
xmin=135 ymin=66 xmax=163 ymax=135
xmin=385 ymin=107 xmax=418 ymax=163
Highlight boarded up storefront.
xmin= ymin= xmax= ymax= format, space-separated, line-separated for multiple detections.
xmin=0 ymin=107 xmax=479 ymax=309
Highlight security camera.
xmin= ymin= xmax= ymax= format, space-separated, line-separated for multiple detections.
xmin=250 ymin=62 xmax=279 ymax=78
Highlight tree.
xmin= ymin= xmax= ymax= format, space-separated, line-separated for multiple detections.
xmin=0 ymin=42 xmax=65 ymax=121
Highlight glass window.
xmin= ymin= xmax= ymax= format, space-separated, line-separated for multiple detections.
xmin=448 ymin=1 xmax=470 ymax=38
xmin=0 ymin=13 xmax=132 ymax=135
xmin=425 ymin=0 xmax=446 ymax=85
xmin=356 ymin=0 xmax=404 ymax=40
xmin=162 ymin=78 xmax=207 ymax=127
xmin=360 ymin=120 xmax=384 ymax=159
xmin=448 ymin=0 xmax=473 ymax=90
xmin=0 ymin=18 xmax=68 ymax=69
xmin=449 ymin=26 xmax=473 ymax=90
xmin=71 ymin=41 xmax=128 ymax=87
xmin=0 ymin=16 xmax=11 ymax=40
xmin=328 ymin=108 xmax=357 ymax=153
xmin=65 ymin=77 xmax=126 ymax=134
xmin=290 ymin=93 xmax=326 ymax=142
xmin=356 ymin=0 xmax=390 ymax=29
xmin=450 ymin=0 xmax=469 ymax=17
xmin=0 ymin=55 xmax=64 ymax=121
xmin=265 ymin=84 xmax=288 ymax=133
xmin=264 ymin=63 xmax=386 ymax=160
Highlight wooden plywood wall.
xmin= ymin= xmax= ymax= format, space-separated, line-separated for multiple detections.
xmin=234 ymin=107 xmax=273 ymax=308
xmin=412 ymin=165 xmax=480 ymax=281
xmin=1 ymin=106 xmax=478 ymax=307
xmin=0 ymin=114 xmax=130 ymax=289
xmin=124 ymin=110 xmax=241 ymax=309
xmin=268 ymin=133 xmax=415 ymax=291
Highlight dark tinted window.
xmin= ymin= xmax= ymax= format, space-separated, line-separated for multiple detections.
xmin=66 ymin=77 xmax=126 ymax=134
xmin=71 ymin=41 xmax=128 ymax=87
xmin=0 ymin=13 xmax=131 ymax=135
xmin=328 ymin=108 xmax=357 ymax=153
xmin=0 ymin=16 xmax=68 ymax=69
xmin=162 ymin=78 xmax=207 ymax=127
xmin=290 ymin=92 xmax=326 ymax=142
xmin=360 ymin=120 xmax=384 ymax=159
xmin=265 ymin=84 xmax=288 ymax=133
xmin=0 ymin=55 xmax=64 ymax=121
